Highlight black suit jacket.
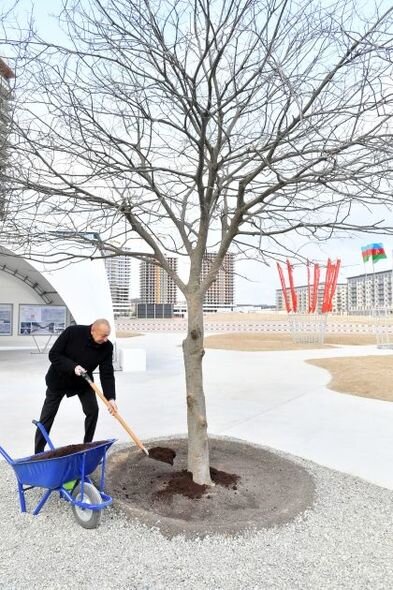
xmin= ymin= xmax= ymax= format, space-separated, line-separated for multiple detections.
xmin=45 ymin=324 xmax=116 ymax=399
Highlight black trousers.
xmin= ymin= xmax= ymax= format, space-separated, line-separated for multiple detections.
xmin=34 ymin=388 xmax=99 ymax=454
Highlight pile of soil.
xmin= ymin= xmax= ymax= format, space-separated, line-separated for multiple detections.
xmin=148 ymin=446 xmax=176 ymax=465
xmin=106 ymin=437 xmax=315 ymax=538
xmin=153 ymin=467 xmax=239 ymax=501
xmin=29 ymin=441 xmax=107 ymax=462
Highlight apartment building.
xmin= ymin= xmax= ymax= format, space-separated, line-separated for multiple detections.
xmin=202 ymin=252 xmax=235 ymax=308
xmin=140 ymin=257 xmax=178 ymax=304
xmin=276 ymin=282 xmax=348 ymax=313
xmin=276 ymin=269 xmax=393 ymax=314
xmin=104 ymin=254 xmax=132 ymax=317
xmin=347 ymin=270 xmax=393 ymax=313
xmin=138 ymin=253 xmax=234 ymax=314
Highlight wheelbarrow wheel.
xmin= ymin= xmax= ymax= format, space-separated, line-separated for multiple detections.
xmin=71 ymin=483 xmax=102 ymax=529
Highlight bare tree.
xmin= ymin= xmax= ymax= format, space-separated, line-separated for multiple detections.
xmin=0 ymin=1 xmax=19 ymax=217
xmin=2 ymin=0 xmax=393 ymax=483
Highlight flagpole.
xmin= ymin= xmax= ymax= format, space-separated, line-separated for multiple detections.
xmin=361 ymin=243 xmax=387 ymax=315
xmin=372 ymin=254 xmax=376 ymax=313
xmin=362 ymin=249 xmax=368 ymax=315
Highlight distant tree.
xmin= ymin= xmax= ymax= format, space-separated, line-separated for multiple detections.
xmin=0 ymin=62 xmax=13 ymax=218
xmin=0 ymin=0 xmax=33 ymax=220
xmin=0 ymin=1 xmax=19 ymax=217
xmin=2 ymin=0 xmax=393 ymax=483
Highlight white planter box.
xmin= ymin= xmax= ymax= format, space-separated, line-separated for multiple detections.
xmin=119 ymin=348 xmax=146 ymax=372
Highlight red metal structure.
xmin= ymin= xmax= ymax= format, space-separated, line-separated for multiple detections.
xmin=321 ymin=259 xmax=341 ymax=313
xmin=277 ymin=258 xmax=341 ymax=313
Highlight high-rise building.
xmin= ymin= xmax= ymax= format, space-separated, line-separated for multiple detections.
xmin=140 ymin=257 xmax=178 ymax=304
xmin=202 ymin=252 xmax=235 ymax=307
xmin=0 ymin=58 xmax=14 ymax=219
xmin=104 ymin=254 xmax=131 ymax=317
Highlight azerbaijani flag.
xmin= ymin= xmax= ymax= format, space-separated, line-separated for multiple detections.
xmin=361 ymin=243 xmax=387 ymax=263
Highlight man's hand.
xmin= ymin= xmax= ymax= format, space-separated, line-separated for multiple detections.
xmin=107 ymin=399 xmax=118 ymax=415
xmin=74 ymin=365 xmax=86 ymax=376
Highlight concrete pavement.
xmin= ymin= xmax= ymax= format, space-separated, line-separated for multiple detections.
xmin=1 ymin=333 xmax=393 ymax=489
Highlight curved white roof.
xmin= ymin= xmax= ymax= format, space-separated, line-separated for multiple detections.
xmin=0 ymin=244 xmax=115 ymax=337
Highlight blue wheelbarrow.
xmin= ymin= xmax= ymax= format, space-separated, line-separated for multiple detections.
xmin=0 ymin=421 xmax=116 ymax=529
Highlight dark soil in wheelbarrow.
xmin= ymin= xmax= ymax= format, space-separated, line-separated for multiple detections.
xmin=29 ymin=441 xmax=107 ymax=461
xmin=105 ymin=437 xmax=315 ymax=538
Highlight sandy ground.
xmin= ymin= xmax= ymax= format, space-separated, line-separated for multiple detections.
xmin=306 ymin=356 xmax=393 ymax=402
xmin=204 ymin=332 xmax=393 ymax=402
xmin=203 ymin=332 xmax=393 ymax=403
xmin=204 ymin=332 xmax=376 ymax=350
xmin=116 ymin=331 xmax=141 ymax=338
xmin=205 ymin=312 xmax=385 ymax=325
xmin=116 ymin=322 xmax=393 ymax=403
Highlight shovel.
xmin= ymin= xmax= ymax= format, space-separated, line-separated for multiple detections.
xmin=80 ymin=371 xmax=149 ymax=456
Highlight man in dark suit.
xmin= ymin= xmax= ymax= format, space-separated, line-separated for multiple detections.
xmin=34 ymin=318 xmax=118 ymax=453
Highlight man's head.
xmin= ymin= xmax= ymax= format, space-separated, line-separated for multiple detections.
xmin=90 ymin=319 xmax=111 ymax=344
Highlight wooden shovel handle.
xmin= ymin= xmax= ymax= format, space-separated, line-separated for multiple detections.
xmin=82 ymin=373 xmax=149 ymax=455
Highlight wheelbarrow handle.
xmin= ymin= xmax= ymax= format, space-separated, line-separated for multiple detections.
xmin=0 ymin=445 xmax=13 ymax=463
xmin=80 ymin=372 xmax=149 ymax=456
xmin=32 ymin=420 xmax=55 ymax=450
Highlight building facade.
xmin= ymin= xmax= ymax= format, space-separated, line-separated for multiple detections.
xmin=347 ymin=270 xmax=393 ymax=313
xmin=276 ymin=270 xmax=393 ymax=314
xmin=276 ymin=282 xmax=348 ymax=313
xmin=104 ymin=254 xmax=132 ymax=317
xmin=202 ymin=252 xmax=235 ymax=308
xmin=140 ymin=257 xmax=178 ymax=304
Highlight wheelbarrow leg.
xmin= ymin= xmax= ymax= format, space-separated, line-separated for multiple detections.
xmin=32 ymin=489 xmax=53 ymax=515
xmin=99 ymin=452 xmax=107 ymax=491
xmin=17 ymin=482 xmax=27 ymax=513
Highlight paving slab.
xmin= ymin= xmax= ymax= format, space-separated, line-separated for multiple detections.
xmin=1 ymin=334 xmax=393 ymax=491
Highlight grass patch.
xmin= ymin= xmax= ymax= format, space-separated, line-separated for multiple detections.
xmin=307 ymin=355 xmax=393 ymax=401
xmin=204 ymin=332 xmax=375 ymax=352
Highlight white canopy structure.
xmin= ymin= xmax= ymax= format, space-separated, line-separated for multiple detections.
xmin=0 ymin=244 xmax=115 ymax=347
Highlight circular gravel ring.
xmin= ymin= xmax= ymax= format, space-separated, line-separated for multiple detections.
xmin=106 ymin=437 xmax=315 ymax=538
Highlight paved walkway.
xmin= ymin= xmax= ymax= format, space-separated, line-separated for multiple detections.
xmin=1 ymin=333 xmax=393 ymax=489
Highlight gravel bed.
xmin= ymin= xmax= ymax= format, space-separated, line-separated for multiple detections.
xmin=1 ymin=450 xmax=393 ymax=590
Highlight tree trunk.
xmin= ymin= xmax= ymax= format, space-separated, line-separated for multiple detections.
xmin=182 ymin=293 xmax=212 ymax=485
